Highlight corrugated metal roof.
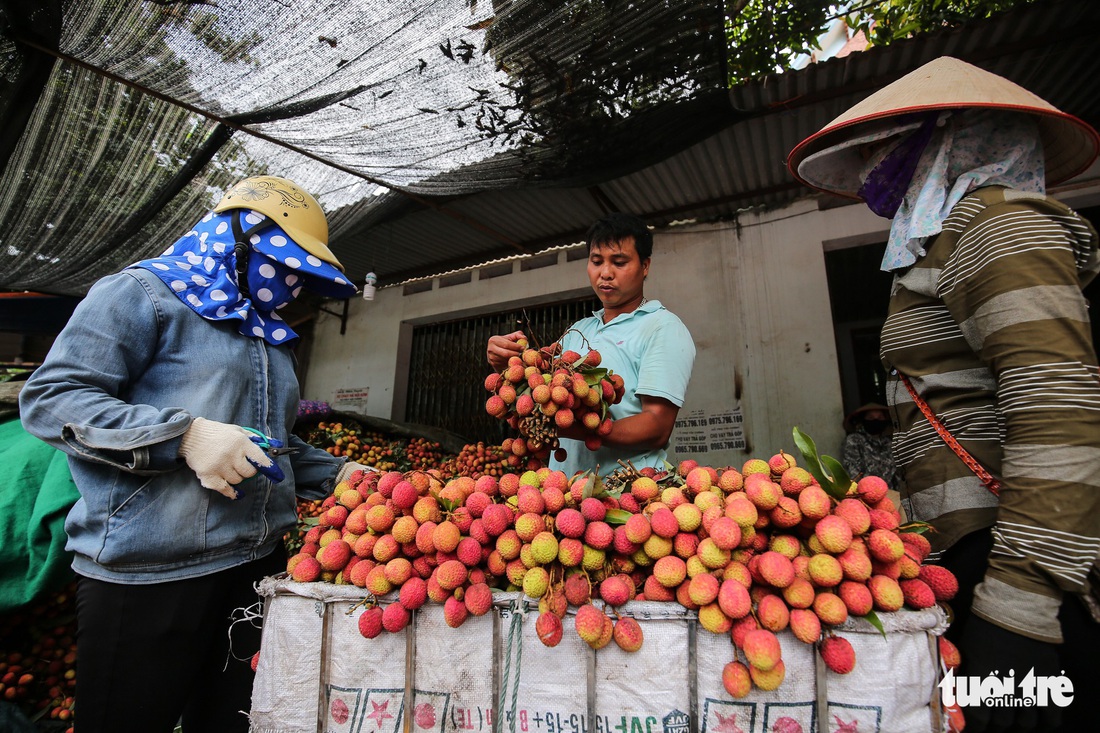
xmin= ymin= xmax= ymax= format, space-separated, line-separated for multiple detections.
xmin=340 ymin=0 xmax=1100 ymax=286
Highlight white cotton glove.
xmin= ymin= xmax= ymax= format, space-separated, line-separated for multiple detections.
xmin=178 ymin=417 xmax=274 ymax=499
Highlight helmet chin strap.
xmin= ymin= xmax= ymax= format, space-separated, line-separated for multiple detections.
xmin=230 ymin=210 xmax=274 ymax=301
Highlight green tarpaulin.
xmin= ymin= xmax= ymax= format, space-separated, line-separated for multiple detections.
xmin=0 ymin=416 xmax=79 ymax=612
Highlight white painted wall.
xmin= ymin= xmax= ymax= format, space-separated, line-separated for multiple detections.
xmin=303 ymin=181 xmax=1100 ymax=467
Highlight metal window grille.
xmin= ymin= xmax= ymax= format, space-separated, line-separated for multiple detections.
xmin=405 ymin=298 xmax=598 ymax=444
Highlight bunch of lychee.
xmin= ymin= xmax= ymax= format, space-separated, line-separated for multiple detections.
xmin=484 ymin=338 xmax=624 ymax=467
xmin=283 ymin=451 xmax=959 ymax=696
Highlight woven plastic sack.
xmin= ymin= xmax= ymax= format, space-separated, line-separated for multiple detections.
xmin=249 ymin=577 xmax=948 ymax=733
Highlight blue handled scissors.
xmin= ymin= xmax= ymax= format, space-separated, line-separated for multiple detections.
xmin=242 ymin=427 xmax=296 ymax=483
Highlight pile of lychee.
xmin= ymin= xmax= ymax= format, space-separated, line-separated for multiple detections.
xmin=439 ymin=441 xmax=509 ymax=479
xmin=284 ymin=451 xmax=958 ymax=699
xmin=484 ymin=338 xmax=624 ymax=467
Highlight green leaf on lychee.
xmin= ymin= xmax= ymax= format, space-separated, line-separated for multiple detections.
xmin=899 ymin=521 xmax=935 ymax=534
xmin=604 ymin=509 xmax=633 ymax=526
xmin=582 ymin=368 xmax=609 ymax=385
xmin=860 ymin=609 xmax=887 ymax=639
xmin=439 ymin=496 xmax=460 ymax=513
xmin=820 ymin=455 xmax=851 ymax=501
xmin=792 ymin=427 xmax=848 ymax=501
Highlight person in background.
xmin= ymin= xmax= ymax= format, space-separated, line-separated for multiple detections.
xmin=789 ymin=57 xmax=1100 ymax=732
xmin=486 ymin=212 xmax=695 ymax=477
xmin=841 ymin=402 xmax=900 ymax=491
xmin=19 ymin=176 xmax=369 ymax=733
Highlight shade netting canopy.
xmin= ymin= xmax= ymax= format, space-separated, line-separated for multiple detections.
xmin=0 ymin=0 xmax=729 ymax=296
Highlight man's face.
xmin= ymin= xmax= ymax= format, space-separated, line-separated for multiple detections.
xmin=587 ymin=236 xmax=650 ymax=312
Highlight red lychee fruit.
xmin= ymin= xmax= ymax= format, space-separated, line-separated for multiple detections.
xmin=790 ymin=608 xmax=822 ymax=644
xmin=579 ymin=496 xmax=606 ymax=522
xmin=398 ymin=577 xmax=428 ymax=611
xmin=782 ymin=577 xmax=816 ymax=610
xmin=557 ymin=537 xmax=585 ymax=567
xmin=688 ymin=573 xmax=721 ymax=607
xmin=584 ymin=521 xmax=614 ymax=550
xmin=807 ymin=554 xmax=843 ymax=588
xmin=574 ymin=604 xmax=608 ymax=646
xmin=649 ymin=507 xmax=679 ymax=539
xmin=779 ymin=467 xmax=814 ymax=496
xmin=867 ymin=528 xmax=905 ymax=562
xmin=868 ymin=508 xmax=900 ymax=531
xmin=756 ymin=594 xmax=791 ymax=633
xmin=290 ymin=555 xmax=322 ymax=583
xmin=642 ymin=574 xmax=676 ymax=602
xmin=317 ymin=540 xmax=352 ymax=573
xmin=837 ymin=546 xmax=873 ymax=582
xmin=797 ymin=485 xmax=832 ymax=521
xmin=769 ymin=497 xmax=803 ymax=528
xmin=358 ymin=606 xmax=384 ymax=639
xmin=708 ymin=516 xmax=743 ymax=552
xmin=464 ymin=582 xmax=493 ymax=616
xmin=749 ymin=659 xmax=786 ymax=691
xmin=918 ymin=564 xmax=959 ymax=601
xmin=564 ymin=572 xmax=592 ymax=606
xmin=899 ymin=532 xmax=932 ymax=562
xmin=381 ymin=603 xmax=410 ymax=633
xmin=834 ymin=498 xmax=872 ymax=535
xmin=613 ymin=617 xmax=644 ymax=652
xmin=599 ymin=575 xmax=634 ymax=607
xmin=536 ymin=611 xmax=563 ymax=647
xmin=812 ymin=592 xmax=848 ymax=626
xmin=757 ymin=551 xmax=796 ymax=589
xmin=698 ymin=602 xmax=733 ymax=634
xmin=480 ymin=504 xmax=512 ymax=537
xmin=856 ymin=475 xmax=888 ymax=504
xmin=555 ymin=508 xmax=586 ymax=539
xmin=820 ymin=635 xmax=856 ymax=674
xmin=435 ymin=559 xmax=468 ymax=591
xmin=768 ymin=451 xmax=797 ymax=476
xmin=631 ymin=476 xmax=660 ymax=503
xmin=722 ymin=661 xmax=752 ymax=698
xmin=814 ymin=515 xmax=854 ymax=554
xmin=939 ymin=636 xmax=961 ymax=670
xmin=444 ymin=595 xmax=469 ymax=628
xmin=729 ymin=615 xmax=759 ymax=648
xmin=868 ymin=575 xmax=904 ymax=612
xmin=718 ymin=578 xmax=752 ymax=620
xmin=900 ymin=578 xmax=937 ymax=609
xmin=837 ymin=580 xmax=873 ymax=617
xmin=741 ymin=629 xmax=782 ymax=671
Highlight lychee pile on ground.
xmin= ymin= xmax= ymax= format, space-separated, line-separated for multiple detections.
xmin=485 ymin=340 xmax=624 ymax=467
xmin=437 ymin=441 xmax=508 ymax=479
xmin=284 ymin=451 xmax=959 ymax=698
xmin=0 ymin=580 xmax=78 ymax=731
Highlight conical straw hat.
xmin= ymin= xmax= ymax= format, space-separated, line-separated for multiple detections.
xmin=787 ymin=56 xmax=1100 ymax=198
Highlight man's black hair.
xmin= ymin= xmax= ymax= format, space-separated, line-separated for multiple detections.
xmin=585 ymin=212 xmax=653 ymax=260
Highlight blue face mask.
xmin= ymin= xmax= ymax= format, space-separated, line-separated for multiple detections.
xmin=857 ymin=113 xmax=941 ymax=218
xmin=130 ymin=210 xmax=355 ymax=345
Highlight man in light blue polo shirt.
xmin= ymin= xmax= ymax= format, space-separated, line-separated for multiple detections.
xmin=487 ymin=212 xmax=695 ymax=477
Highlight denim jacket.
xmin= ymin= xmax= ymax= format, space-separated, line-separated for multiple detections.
xmin=19 ymin=268 xmax=344 ymax=583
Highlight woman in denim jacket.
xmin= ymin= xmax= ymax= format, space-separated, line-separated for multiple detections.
xmin=19 ymin=176 xmax=366 ymax=733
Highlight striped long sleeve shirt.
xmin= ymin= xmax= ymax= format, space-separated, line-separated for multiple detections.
xmin=880 ymin=186 xmax=1100 ymax=642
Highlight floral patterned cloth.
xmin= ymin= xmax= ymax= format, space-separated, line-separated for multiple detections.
xmin=842 ymin=426 xmax=901 ymax=491
xmin=876 ymin=110 xmax=1046 ymax=271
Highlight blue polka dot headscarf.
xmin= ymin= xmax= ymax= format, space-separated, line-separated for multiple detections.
xmin=130 ymin=210 xmax=356 ymax=345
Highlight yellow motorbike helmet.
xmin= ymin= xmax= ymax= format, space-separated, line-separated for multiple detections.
xmin=214 ymin=175 xmax=345 ymax=272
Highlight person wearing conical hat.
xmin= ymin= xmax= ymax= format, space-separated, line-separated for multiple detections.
xmin=19 ymin=177 xmax=371 ymax=732
xmin=790 ymin=57 xmax=1100 ymax=731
